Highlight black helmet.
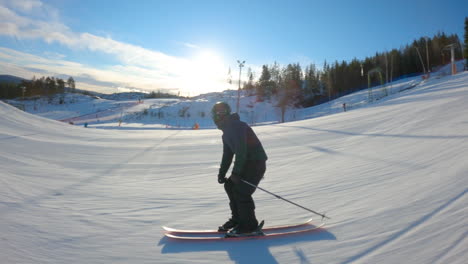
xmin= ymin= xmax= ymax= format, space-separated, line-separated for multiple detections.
xmin=211 ymin=101 xmax=231 ymax=125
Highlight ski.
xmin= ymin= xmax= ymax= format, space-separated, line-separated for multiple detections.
xmin=164 ymin=223 xmax=324 ymax=241
xmin=162 ymin=218 xmax=313 ymax=234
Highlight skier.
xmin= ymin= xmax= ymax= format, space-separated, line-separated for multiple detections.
xmin=211 ymin=101 xmax=268 ymax=236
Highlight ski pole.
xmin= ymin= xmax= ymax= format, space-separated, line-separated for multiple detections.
xmin=241 ymin=179 xmax=330 ymax=220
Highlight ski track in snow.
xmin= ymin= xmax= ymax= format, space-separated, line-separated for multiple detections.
xmin=432 ymin=229 xmax=468 ymax=264
xmin=1 ymin=63 xmax=467 ymax=263
xmin=0 ymin=130 xmax=182 ymax=217
xmin=0 ymin=133 xmax=42 ymax=140
xmin=342 ymin=189 xmax=467 ymax=264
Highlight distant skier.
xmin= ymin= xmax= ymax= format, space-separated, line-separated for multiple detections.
xmin=212 ymin=102 xmax=268 ymax=235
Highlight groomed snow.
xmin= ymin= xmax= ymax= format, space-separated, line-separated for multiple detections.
xmin=1 ymin=69 xmax=467 ymax=263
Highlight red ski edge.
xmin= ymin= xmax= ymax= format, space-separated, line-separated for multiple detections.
xmin=162 ymin=218 xmax=313 ymax=234
xmin=164 ymin=223 xmax=325 ymax=241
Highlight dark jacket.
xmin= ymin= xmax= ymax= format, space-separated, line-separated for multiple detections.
xmin=218 ymin=113 xmax=268 ymax=177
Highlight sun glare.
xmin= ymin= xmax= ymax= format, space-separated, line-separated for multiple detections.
xmin=194 ymin=51 xmax=223 ymax=68
xmin=180 ymin=50 xmax=231 ymax=96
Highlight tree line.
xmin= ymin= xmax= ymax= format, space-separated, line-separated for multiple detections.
xmin=146 ymin=90 xmax=182 ymax=99
xmin=244 ymin=31 xmax=464 ymax=121
xmin=465 ymin=17 xmax=468 ymax=66
xmin=0 ymin=76 xmax=76 ymax=99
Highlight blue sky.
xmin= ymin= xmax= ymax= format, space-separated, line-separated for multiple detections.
xmin=0 ymin=0 xmax=466 ymax=96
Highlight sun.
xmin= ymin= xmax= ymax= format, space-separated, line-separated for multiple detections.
xmin=179 ymin=50 xmax=231 ymax=96
xmin=194 ymin=50 xmax=223 ymax=69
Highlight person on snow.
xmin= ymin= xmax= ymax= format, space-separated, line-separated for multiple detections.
xmin=212 ymin=101 xmax=268 ymax=235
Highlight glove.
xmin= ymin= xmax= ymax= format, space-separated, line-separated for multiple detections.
xmin=218 ymin=175 xmax=227 ymax=184
xmin=229 ymin=173 xmax=241 ymax=185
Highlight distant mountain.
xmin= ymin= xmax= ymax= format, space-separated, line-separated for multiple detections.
xmin=100 ymin=92 xmax=149 ymax=101
xmin=0 ymin=75 xmax=26 ymax=84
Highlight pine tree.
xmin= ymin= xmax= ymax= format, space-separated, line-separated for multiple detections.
xmin=67 ymin=77 xmax=76 ymax=92
xmin=227 ymin=67 xmax=232 ymax=85
xmin=243 ymin=67 xmax=255 ymax=95
xmin=464 ymin=17 xmax=468 ymax=68
xmin=257 ymin=65 xmax=271 ymax=101
xmin=57 ymin=79 xmax=65 ymax=93
xmin=282 ymin=63 xmax=303 ymax=106
xmin=276 ymin=63 xmax=303 ymax=122
xmin=303 ymin=63 xmax=320 ymax=106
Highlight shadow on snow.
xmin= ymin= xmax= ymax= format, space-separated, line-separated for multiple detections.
xmin=158 ymin=228 xmax=336 ymax=264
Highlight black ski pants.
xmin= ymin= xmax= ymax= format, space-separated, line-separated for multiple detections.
xmin=224 ymin=160 xmax=266 ymax=231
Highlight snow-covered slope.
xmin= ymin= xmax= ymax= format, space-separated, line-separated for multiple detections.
xmin=6 ymin=71 xmax=425 ymax=129
xmin=1 ymin=72 xmax=467 ymax=263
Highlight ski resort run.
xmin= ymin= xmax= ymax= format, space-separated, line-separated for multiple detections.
xmin=1 ymin=64 xmax=467 ymax=263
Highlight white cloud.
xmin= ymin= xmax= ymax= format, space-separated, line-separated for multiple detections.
xmin=3 ymin=0 xmax=43 ymax=13
xmin=0 ymin=2 xmax=232 ymax=96
xmin=0 ymin=0 xmax=58 ymax=20
xmin=43 ymin=51 xmax=66 ymax=60
xmin=0 ymin=47 xmax=233 ymax=95
xmin=0 ymin=47 xmax=158 ymax=94
xmin=182 ymin=42 xmax=201 ymax=49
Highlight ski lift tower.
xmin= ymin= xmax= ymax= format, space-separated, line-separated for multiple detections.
xmin=236 ymin=60 xmax=245 ymax=113
xmin=442 ymin=44 xmax=457 ymax=75
xmin=367 ymin=67 xmax=384 ymax=102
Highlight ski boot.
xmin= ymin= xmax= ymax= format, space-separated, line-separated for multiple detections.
xmin=225 ymin=220 xmax=265 ymax=238
xmin=218 ymin=218 xmax=238 ymax=232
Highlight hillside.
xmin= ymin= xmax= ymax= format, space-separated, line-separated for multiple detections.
xmin=2 ymin=72 xmax=427 ymax=129
xmin=0 ymin=66 xmax=467 ymax=263
xmin=0 ymin=74 xmax=25 ymax=84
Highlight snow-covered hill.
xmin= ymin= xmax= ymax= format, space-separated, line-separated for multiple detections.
xmin=5 ymin=72 xmax=425 ymax=130
xmin=1 ymin=69 xmax=467 ymax=263
xmin=5 ymin=61 xmax=464 ymax=131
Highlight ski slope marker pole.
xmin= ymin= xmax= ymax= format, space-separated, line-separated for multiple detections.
xmin=241 ymin=179 xmax=330 ymax=220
